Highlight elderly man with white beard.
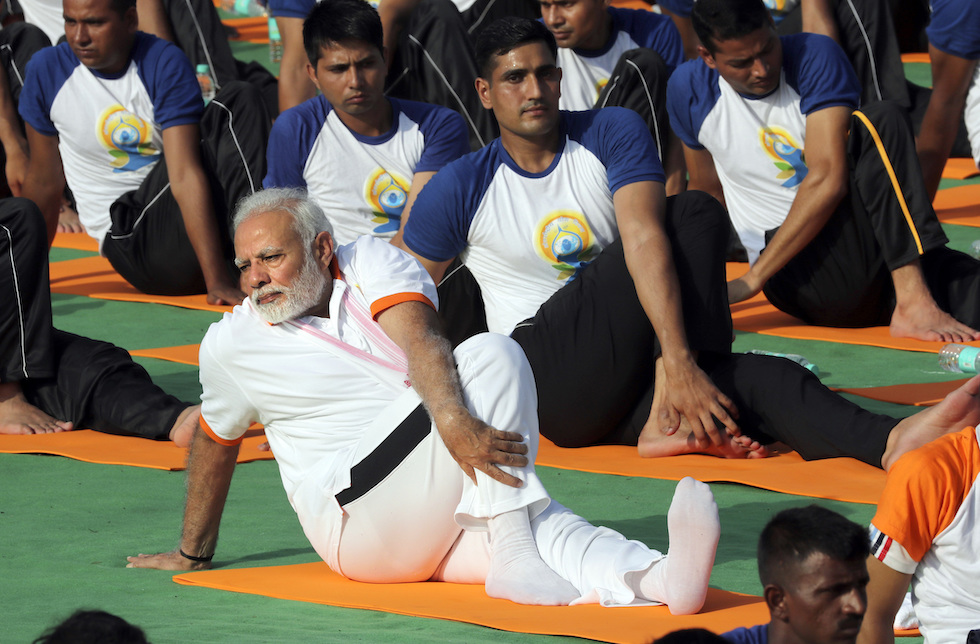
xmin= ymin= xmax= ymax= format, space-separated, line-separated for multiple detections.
xmin=127 ymin=187 xmax=722 ymax=614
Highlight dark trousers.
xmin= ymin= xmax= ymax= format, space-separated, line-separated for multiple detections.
xmin=511 ymin=191 xmax=895 ymax=466
xmin=595 ymin=47 xmax=673 ymax=168
xmin=386 ymin=0 xmax=539 ymax=150
xmin=103 ymin=81 xmax=270 ymax=296
xmin=764 ymin=101 xmax=980 ymax=328
xmin=162 ymin=0 xmax=279 ymax=116
xmin=0 ymin=198 xmax=187 ymax=438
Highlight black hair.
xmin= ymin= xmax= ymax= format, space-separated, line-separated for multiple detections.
xmin=475 ymin=17 xmax=557 ymax=79
xmin=691 ymin=0 xmax=771 ymax=54
xmin=654 ymin=628 xmax=729 ymax=644
xmin=302 ymin=0 xmax=383 ymax=67
xmin=110 ymin=0 xmax=137 ymax=17
xmin=757 ymin=505 xmax=870 ymax=588
xmin=33 ymin=610 xmax=149 ymax=644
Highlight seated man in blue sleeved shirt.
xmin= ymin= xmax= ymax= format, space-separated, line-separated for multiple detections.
xmin=399 ymin=16 xmax=980 ymax=466
xmin=723 ymin=506 xmax=870 ymax=644
xmin=668 ymin=0 xmax=980 ymax=343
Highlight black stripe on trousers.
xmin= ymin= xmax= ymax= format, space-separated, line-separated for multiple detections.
xmin=335 ymin=404 xmax=432 ymax=506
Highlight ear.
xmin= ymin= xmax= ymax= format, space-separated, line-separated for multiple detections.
xmin=313 ymin=230 xmax=334 ymax=273
xmin=475 ymin=76 xmax=493 ymax=110
xmin=697 ymin=44 xmax=717 ymax=70
xmin=306 ymin=62 xmax=320 ymax=90
xmin=764 ymin=584 xmax=790 ymax=622
xmin=125 ymin=5 xmax=138 ymax=30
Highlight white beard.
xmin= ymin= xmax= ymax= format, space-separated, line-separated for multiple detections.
xmin=250 ymin=254 xmax=330 ymax=324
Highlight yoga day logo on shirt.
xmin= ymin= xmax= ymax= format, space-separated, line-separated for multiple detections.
xmin=594 ymin=78 xmax=609 ymax=102
xmin=365 ymin=167 xmax=410 ymax=235
xmin=534 ymin=211 xmax=598 ymax=282
xmin=97 ymin=104 xmax=160 ymax=172
xmin=760 ymin=125 xmax=807 ymax=188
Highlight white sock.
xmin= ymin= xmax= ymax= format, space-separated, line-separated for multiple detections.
xmin=632 ymin=477 xmax=719 ymax=615
xmin=485 ymin=508 xmax=580 ymax=605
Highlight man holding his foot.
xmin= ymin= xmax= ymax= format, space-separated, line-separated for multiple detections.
xmin=0 ymin=198 xmax=198 ymax=446
xmin=127 ymin=188 xmax=722 ymax=613
xmin=399 ymin=17 xmax=980 ymax=465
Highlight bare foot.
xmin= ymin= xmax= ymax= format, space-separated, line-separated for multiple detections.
xmin=638 ymin=418 xmax=769 ymax=459
xmin=881 ymin=374 xmax=980 ymax=470
xmin=0 ymin=382 xmax=74 ymax=435
xmin=56 ymin=201 xmax=86 ymax=235
xmin=889 ymin=299 xmax=980 ymax=343
xmin=169 ymin=405 xmax=200 ymax=448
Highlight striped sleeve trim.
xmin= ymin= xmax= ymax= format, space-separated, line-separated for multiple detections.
xmin=870 ymin=524 xmax=918 ymax=574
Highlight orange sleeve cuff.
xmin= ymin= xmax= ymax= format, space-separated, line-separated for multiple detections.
xmin=200 ymin=415 xmax=245 ymax=447
xmin=371 ymin=292 xmax=436 ymax=320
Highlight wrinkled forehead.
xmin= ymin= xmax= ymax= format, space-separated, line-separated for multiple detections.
xmin=234 ymin=210 xmax=301 ymax=257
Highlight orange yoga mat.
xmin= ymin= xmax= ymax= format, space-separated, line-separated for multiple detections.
xmin=174 ymin=562 xmax=769 ymax=643
xmin=934 ymin=184 xmax=980 ymax=227
xmin=727 ymin=264 xmax=977 ymax=353
xmin=900 ymin=52 xmax=930 ymax=64
xmin=536 ymin=438 xmax=885 ymax=505
xmin=130 ymin=344 xmax=202 ymax=367
xmin=835 ymin=378 xmax=968 ymax=407
xmin=0 ymin=430 xmax=272 ymax=470
xmin=942 ymin=158 xmax=980 ymax=180
xmin=48 ymin=255 xmax=232 ymax=314
xmin=51 ymin=231 xmax=99 ymax=252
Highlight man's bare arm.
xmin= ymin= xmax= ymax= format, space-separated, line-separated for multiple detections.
xmin=377 ymin=0 xmax=421 ymax=66
xmin=22 ymin=125 xmax=67 ymax=243
xmin=916 ymin=46 xmax=978 ymax=200
xmin=136 ymin=0 xmax=176 ymax=41
xmin=727 ymin=105 xmax=850 ymax=304
xmin=683 ymin=144 xmax=726 ymax=209
xmin=162 ymin=123 xmax=245 ymax=305
xmin=377 ymin=300 xmax=528 ymax=487
xmin=276 ymin=16 xmax=318 ymax=113
xmin=801 ymin=0 xmax=840 ymax=43
xmin=663 ymin=130 xmax=687 ymax=197
xmin=614 ymin=180 xmax=739 ymax=445
xmin=857 ymin=556 xmax=911 ymax=644
xmin=390 ymin=170 xmax=435 ymax=247
xmin=127 ymin=426 xmax=241 ymax=570
xmin=0 ymin=64 xmax=29 ymax=197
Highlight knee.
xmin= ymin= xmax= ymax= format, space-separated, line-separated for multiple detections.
xmin=455 ymin=333 xmax=532 ymax=378
xmin=619 ymin=47 xmax=668 ymax=78
xmin=666 ymin=190 xmax=728 ymax=237
xmin=851 ymin=100 xmax=912 ymax=139
xmin=212 ymin=80 xmax=263 ymax=107
xmin=0 ymin=198 xmax=46 ymax=244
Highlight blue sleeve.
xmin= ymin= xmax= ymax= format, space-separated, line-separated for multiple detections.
xmin=267 ymin=0 xmax=316 ymax=19
xmin=722 ymin=624 xmax=769 ymax=644
xmin=926 ymin=0 xmax=980 ymax=59
xmin=262 ymin=97 xmax=326 ymax=189
xmin=17 ymin=45 xmax=69 ymax=136
xmin=666 ymin=60 xmax=718 ymax=150
xmin=402 ymin=149 xmax=498 ymax=262
xmin=136 ymin=34 xmax=204 ymax=129
xmin=571 ymin=108 xmax=665 ymax=192
xmin=613 ymin=8 xmax=684 ymax=72
xmin=782 ymin=34 xmax=860 ymax=115
xmin=397 ymin=100 xmax=470 ymax=174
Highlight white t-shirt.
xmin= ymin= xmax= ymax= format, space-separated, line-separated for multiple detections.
xmin=403 ymin=108 xmax=663 ymax=334
xmin=555 ymin=7 xmax=683 ymax=111
xmin=19 ymin=34 xmax=203 ymax=250
xmin=667 ymin=34 xmax=860 ymax=263
xmin=264 ymin=96 xmax=469 ymax=245
xmin=200 ymin=236 xmax=438 ymax=504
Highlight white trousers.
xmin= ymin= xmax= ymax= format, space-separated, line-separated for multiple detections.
xmin=301 ymin=334 xmax=665 ymax=606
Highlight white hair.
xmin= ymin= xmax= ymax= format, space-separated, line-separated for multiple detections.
xmin=232 ymin=188 xmax=333 ymax=247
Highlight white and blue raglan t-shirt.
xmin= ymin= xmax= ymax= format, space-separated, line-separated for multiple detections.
xmin=264 ymin=96 xmax=469 ymax=245
xmin=18 ymin=33 xmax=203 ymax=250
xmin=403 ymin=107 xmax=664 ymax=334
xmin=556 ymin=7 xmax=683 ymax=111
xmin=927 ymin=0 xmax=980 ymax=167
xmin=667 ymin=34 xmax=860 ymax=264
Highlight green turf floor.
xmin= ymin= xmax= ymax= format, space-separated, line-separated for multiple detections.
xmin=4 ymin=53 xmax=976 ymax=642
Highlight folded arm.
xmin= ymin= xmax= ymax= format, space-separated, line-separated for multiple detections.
xmin=21 ymin=125 xmax=67 ymax=244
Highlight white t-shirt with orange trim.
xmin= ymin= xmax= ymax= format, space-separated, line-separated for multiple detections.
xmin=869 ymin=424 xmax=980 ymax=643
xmin=198 ymin=235 xmax=437 ymax=506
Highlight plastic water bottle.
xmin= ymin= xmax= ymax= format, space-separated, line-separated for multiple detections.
xmin=268 ymin=16 xmax=282 ymax=64
xmin=746 ymin=349 xmax=820 ymax=376
xmin=938 ymin=343 xmax=980 ymax=374
xmin=233 ymin=0 xmax=265 ymax=15
xmin=970 ymin=240 xmax=980 ymax=260
xmin=196 ymin=64 xmax=215 ymax=104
